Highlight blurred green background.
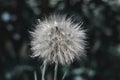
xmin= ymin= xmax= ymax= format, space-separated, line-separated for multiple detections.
xmin=0 ymin=0 xmax=120 ymax=80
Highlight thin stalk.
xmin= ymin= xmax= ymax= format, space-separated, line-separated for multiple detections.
xmin=62 ymin=66 xmax=69 ymax=80
xmin=54 ymin=62 xmax=58 ymax=80
xmin=34 ymin=71 xmax=37 ymax=80
xmin=62 ymin=69 xmax=68 ymax=80
xmin=41 ymin=60 xmax=47 ymax=80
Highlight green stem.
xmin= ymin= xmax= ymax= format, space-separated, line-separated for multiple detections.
xmin=62 ymin=69 xmax=68 ymax=80
xmin=34 ymin=71 xmax=37 ymax=80
xmin=41 ymin=60 xmax=47 ymax=80
xmin=62 ymin=66 xmax=69 ymax=80
xmin=54 ymin=62 xmax=58 ymax=80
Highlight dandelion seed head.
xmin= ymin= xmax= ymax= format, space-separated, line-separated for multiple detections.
xmin=30 ymin=14 xmax=86 ymax=65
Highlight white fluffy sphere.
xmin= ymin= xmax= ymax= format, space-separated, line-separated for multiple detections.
xmin=30 ymin=14 xmax=86 ymax=65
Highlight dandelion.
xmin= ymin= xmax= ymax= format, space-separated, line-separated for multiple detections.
xmin=30 ymin=14 xmax=86 ymax=80
xmin=30 ymin=14 xmax=86 ymax=65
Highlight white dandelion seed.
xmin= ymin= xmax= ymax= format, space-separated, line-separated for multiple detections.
xmin=30 ymin=14 xmax=86 ymax=65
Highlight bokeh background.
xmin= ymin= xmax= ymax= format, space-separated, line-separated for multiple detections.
xmin=0 ymin=0 xmax=120 ymax=80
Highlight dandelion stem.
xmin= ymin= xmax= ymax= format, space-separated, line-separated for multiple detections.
xmin=62 ymin=68 xmax=69 ymax=80
xmin=34 ymin=71 xmax=37 ymax=80
xmin=54 ymin=62 xmax=58 ymax=80
xmin=41 ymin=60 xmax=47 ymax=80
